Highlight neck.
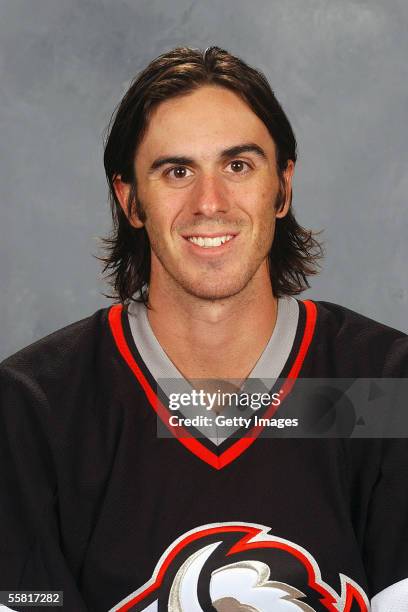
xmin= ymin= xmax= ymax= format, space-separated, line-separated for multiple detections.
xmin=146 ymin=268 xmax=278 ymax=381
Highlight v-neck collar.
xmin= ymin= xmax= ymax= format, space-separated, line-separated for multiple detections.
xmin=127 ymin=296 xmax=299 ymax=380
xmin=108 ymin=300 xmax=317 ymax=470
xmin=127 ymin=297 xmax=300 ymax=446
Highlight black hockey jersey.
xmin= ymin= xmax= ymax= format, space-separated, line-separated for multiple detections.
xmin=1 ymin=300 xmax=408 ymax=611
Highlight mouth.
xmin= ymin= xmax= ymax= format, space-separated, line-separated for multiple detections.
xmin=181 ymin=232 xmax=238 ymax=249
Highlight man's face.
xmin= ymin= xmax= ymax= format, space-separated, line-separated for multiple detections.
xmin=116 ymin=85 xmax=294 ymax=301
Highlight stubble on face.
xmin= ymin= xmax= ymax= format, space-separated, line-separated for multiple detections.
xmin=136 ymin=184 xmax=284 ymax=303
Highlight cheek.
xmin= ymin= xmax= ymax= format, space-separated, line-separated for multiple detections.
xmin=248 ymin=174 xmax=278 ymax=209
xmin=143 ymin=195 xmax=184 ymax=239
xmin=254 ymin=189 xmax=277 ymax=225
xmin=251 ymin=191 xmax=278 ymax=248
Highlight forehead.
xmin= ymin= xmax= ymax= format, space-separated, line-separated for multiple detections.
xmin=136 ymin=85 xmax=276 ymax=163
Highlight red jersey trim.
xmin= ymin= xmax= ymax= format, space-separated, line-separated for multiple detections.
xmin=108 ymin=300 xmax=317 ymax=470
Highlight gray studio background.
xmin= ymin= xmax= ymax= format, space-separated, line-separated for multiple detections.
xmin=1 ymin=0 xmax=407 ymax=359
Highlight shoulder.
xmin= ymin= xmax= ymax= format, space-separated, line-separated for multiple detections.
xmin=306 ymin=300 xmax=408 ymax=376
xmin=0 ymin=305 xmax=127 ymax=467
xmin=0 ymin=306 xmax=115 ymax=388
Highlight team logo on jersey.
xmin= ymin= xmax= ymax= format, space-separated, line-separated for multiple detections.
xmin=109 ymin=522 xmax=369 ymax=612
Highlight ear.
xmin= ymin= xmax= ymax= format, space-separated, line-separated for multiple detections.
xmin=113 ymin=175 xmax=144 ymax=229
xmin=275 ymin=160 xmax=295 ymax=219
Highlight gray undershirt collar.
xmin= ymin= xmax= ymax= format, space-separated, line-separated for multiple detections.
xmin=128 ymin=296 xmax=299 ymax=444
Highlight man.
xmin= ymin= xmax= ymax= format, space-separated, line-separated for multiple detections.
xmin=1 ymin=46 xmax=407 ymax=612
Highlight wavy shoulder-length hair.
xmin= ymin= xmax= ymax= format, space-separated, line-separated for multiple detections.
xmin=101 ymin=46 xmax=323 ymax=304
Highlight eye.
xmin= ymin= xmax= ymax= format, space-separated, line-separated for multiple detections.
xmin=226 ymin=160 xmax=252 ymax=174
xmin=164 ymin=166 xmax=193 ymax=180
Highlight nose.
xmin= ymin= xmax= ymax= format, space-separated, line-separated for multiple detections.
xmin=191 ymin=172 xmax=230 ymax=217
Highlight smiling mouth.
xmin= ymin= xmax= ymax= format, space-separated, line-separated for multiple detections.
xmin=184 ymin=234 xmax=236 ymax=248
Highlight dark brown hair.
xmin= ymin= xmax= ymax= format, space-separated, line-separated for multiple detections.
xmin=101 ymin=46 xmax=323 ymax=303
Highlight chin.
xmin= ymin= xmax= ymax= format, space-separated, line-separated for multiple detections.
xmin=180 ymin=276 xmax=253 ymax=302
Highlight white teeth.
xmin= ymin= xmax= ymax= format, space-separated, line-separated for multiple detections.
xmin=187 ymin=235 xmax=234 ymax=248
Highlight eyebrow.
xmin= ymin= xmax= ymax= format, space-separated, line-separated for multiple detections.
xmin=148 ymin=143 xmax=267 ymax=173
